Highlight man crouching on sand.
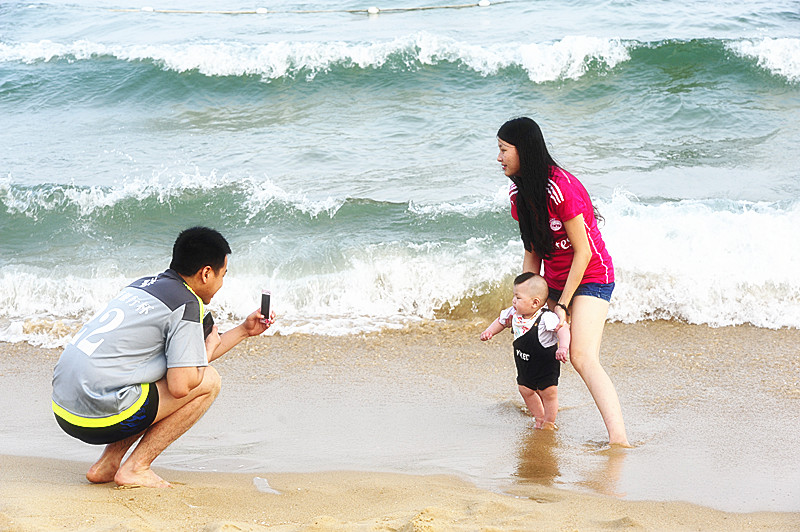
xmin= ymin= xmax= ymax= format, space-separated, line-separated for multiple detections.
xmin=52 ymin=227 xmax=275 ymax=488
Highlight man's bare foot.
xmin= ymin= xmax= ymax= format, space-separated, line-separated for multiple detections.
xmin=86 ymin=459 xmax=120 ymax=484
xmin=539 ymin=421 xmax=557 ymax=430
xmin=114 ymin=466 xmax=172 ymax=488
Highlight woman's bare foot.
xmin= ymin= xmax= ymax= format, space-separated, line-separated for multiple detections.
xmin=114 ymin=465 xmax=171 ymax=488
xmin=609 ymin=440 xmax=633 ymax=449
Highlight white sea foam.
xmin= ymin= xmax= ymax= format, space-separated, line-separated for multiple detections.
xmin=0 ymin=235 xmax=520 ymax=345
xmin=3 ymin=190 xmax=800 ymax=346
xmin=0 ymin=33 xmax=631 ymax=82
xmin=603 ymin=193 xmax=800 ymax=328
xmin=407 ymin=194 xmax=502 ymax=218
xmin=0 ymin=267 xmax=128 ymax=348
xmin=727 ymin=37 xmax=800 ymax=83
xmin=515 ymin=36 xmax=630 ymax=82
xmin=213 ymin=235 xmax=519 ymax=334
xmin=241 ymin=179 xmax=345 ymax=220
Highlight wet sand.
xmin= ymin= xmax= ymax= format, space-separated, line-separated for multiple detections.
xmin=1 ymin=320 xmax=799 ymax=530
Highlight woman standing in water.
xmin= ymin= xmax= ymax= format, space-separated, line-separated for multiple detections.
xmin=496 ymin=117 xmax=629 ymax=446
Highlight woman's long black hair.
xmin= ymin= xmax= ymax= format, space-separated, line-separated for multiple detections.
xmin=497 ymin=117 xmax=557 ymax=260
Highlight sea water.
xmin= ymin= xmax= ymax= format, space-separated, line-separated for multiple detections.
xmin=1 ymin=0 xmax=799 ymax=345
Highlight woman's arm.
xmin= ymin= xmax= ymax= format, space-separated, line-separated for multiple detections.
xmin=555 ymin=322 xmax=570 ymax=362
xmin=555 ymin=213 xmax=592 ymax=323
xmin=523 ymin=248 xmax=542 ymax=275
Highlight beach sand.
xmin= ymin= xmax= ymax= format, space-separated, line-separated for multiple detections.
xmin=2 ymin=453 xmax=798 ymax=531
xmin=1 ymin=321 xmax=799 ymax=530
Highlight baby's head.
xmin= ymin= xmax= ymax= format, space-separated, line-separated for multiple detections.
xmin=512 ymin=272 xmax=549 ymax=318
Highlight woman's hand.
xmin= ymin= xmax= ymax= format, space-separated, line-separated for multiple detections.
xmin=553 ymin=303 xmax=569 ymax=330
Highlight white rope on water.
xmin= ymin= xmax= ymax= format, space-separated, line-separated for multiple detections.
xmin=110 ymin=0 xmax=503 ymax=15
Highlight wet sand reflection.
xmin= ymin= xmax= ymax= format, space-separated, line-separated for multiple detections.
xmin=515 ymin=427 xmax=630 ymax=498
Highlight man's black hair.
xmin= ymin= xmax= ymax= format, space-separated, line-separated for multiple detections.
xmin=169 ymin=226 xmax=231 ymax=276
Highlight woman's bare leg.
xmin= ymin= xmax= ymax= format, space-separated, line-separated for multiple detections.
xmin=564 ymin=295 xmax=629 ymax=446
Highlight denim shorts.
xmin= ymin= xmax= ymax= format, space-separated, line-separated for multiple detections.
xmin=549 ymin=282 xmax=615 ymax=304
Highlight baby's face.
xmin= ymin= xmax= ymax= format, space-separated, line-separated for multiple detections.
xmin=512 ymin=283 xmax=539 ymax=317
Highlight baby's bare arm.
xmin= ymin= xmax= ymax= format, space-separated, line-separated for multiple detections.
xmin=480 ymin=318 xmax=506 ymax=341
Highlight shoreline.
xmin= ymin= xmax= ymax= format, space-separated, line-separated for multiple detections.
xmin=2 ymin=319 xmax=799 ymax=530
xmin=2 ymin=454 xmax=798 ymax=531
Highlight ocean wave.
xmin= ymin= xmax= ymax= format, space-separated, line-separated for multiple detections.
xmin=1 ymin=174 xmax=513 ymax=225
xmin=0 ymin=33 xmax=631 ymax=82
xmin=3 ymin=190 xmax=800 ymax=347
xmin=726 ymin=37 xmax=800 ymax=83
xmin=0 ymin=172 xmax=231 ymax=221
xmin=0 ymin=173 xmax=346 ymax=221
xmin=4 ymin=34 xmax=797 ymax=86
xmin=407 ymin=186 xmax=508 ymax=218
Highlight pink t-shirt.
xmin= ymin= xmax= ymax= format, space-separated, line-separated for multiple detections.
xmin=509 ymin=167 xmax=614 ymax=290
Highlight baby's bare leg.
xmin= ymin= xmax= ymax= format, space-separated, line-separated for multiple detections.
xmin=518 ymin=385 xmax=545 ymax=423
xmin=536 ymin=385 xmax=559 ymax=429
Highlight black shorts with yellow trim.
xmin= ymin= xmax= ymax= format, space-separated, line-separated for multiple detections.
xmin=53 ymin=382 xmax=159 ymax=445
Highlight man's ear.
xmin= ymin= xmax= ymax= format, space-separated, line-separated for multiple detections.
xmin=199 ymin=265 xmax=214 ymax=283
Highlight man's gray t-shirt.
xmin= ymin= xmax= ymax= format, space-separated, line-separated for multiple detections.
xmin=52 ymin=269 xmax=208 ymax=421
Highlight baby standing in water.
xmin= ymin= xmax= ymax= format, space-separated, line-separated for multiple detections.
xmin=481 ymin=272 xmax=570 ymax=429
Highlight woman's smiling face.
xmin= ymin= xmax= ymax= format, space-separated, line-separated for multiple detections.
xmin=497 ymin=138 xmax=520 ymax=177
